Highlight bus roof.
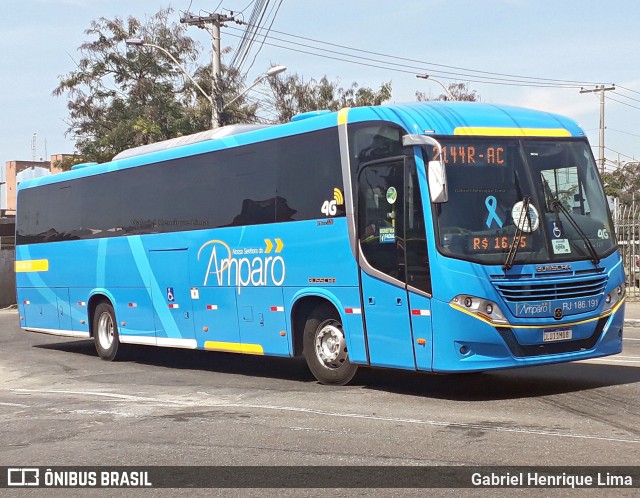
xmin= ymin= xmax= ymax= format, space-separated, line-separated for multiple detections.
xmin=19 ymin=101 xmax=585 ymax=191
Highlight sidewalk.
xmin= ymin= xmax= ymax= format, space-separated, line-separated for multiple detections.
xmin=625 ymin=299 xmax=640 ymax=326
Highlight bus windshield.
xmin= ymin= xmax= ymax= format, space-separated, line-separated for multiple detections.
xmin=432 ymin=138 xmax=616 ymax=266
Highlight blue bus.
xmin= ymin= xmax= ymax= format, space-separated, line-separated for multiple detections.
xmin=15 ymin=102 xmax=626 ymax=385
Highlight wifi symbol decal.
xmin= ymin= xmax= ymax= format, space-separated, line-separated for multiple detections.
xmin=333 ymin=188 xmax=344 ymax=205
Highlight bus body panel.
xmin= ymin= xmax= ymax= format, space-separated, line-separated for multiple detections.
xmin=15 ymin=101 xmax=626 ymax=376
xmin=360 ymin=271 xmax=416 ymax=370
xmin=283 ymin=286 xmax=367 ymax=364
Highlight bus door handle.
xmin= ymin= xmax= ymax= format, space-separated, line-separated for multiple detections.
xmin=396 ymin=297 xmax=403 ymax=306
xmin=368 ymin=297 xmax=375 ymax=305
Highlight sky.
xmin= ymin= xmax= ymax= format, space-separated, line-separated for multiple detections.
xmin=1 ymin=0 xmax=639 ymax=169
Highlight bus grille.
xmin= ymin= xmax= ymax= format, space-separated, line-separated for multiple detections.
xmin=492 ymin=274 xmax=607 ymax=303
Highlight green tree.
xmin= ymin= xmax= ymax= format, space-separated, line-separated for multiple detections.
xmin=53 ymin=8 xmax=257 ymax=165
xmin=416 ymin=81 xmax=480 ymax=102
xmin=54 ymin=9 xmax=395 ymax=165
xmin=602 ymin=161 xmax=640 ymax=205
xmin=268 ymin=74 xmax=392 ymax=123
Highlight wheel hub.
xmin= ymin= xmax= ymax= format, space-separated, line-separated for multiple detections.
xmin=314 ymin=321 xmax=347 ymax=369
xmin=97 ymin=312 xmax=114 ymax=351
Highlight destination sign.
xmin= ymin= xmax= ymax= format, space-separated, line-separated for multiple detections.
xmin=432 ymin=145 xmax=506 ymax=165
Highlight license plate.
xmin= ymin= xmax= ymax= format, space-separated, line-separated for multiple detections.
xmin=543 ymin=328 xmax=572 ymax=342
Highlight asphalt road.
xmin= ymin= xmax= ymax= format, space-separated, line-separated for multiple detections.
xmin=1 ymin=309 xmax=639 ymax=491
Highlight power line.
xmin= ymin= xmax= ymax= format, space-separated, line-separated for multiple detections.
xmin=223 ymin=31 xmax=589 ymax=89
xmin=608 ymin=128 xmax=640 ymax=140
xmin=604 ymin=146 xmax=637 ymax=161
xmin=232 ymin=0 xmax=273 ymax=75
xmin=242 ymin=0 xmax=284 ymax=76
xmin=225 ymin=23 xmax=606 ymax=88
xmin=617 ymin=85 xmax=640 ymax=96
xmin=607 ymin=95 xmax=640 ymax=111
xmin=611 ymin=91 xmax=640 ymax=104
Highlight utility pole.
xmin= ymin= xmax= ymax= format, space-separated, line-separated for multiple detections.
xmin=180 ymin=13 xmax=238 ymax=128
xmin=580 ymin=84 xmax=616 ymax=175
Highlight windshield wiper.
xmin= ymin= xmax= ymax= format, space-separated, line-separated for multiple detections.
xmin=503 ymin=196 xmax=530 ymax=271
xmin=541 ymin=174 xmax=600 ymax=266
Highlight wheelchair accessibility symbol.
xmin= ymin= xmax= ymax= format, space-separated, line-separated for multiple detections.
xmin=550 ymin=221 xmax=563 ymax=239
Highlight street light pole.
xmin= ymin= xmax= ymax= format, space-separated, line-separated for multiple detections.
xmin=125 ymin=38 xmax=213 ymax=113
xmin=223 ymin=65 xmax=286 ymax=110
xmin=125 ymin=38 xmax=286 ymax=130
xmin=416 ymin=74 xmax=455 ymax=101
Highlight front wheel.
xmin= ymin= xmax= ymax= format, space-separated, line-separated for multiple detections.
xmin=303 ymin=303 xmax=357 ymax=385
xmin=93 ymin=302 xmax=122 ymax=361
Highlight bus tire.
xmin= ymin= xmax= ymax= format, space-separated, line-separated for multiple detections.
xmin=93 ymin=302 xmax=122 ymax=361
xmin=303 ymin=303 xmax=357 ymax=385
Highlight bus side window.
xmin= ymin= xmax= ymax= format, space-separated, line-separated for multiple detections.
xmin=405 ymin=162 xmax=431 ymax=294
xmin=358 ymin=160 xmax=405 ymax=281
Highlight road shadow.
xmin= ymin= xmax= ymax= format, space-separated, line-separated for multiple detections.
xmin=34 ymin=339 xmax=316 ymax=383
xmin=352 ymin=360 xmax=640 ymax=401
xmin=34 ymin=339 xmax=640 ymax=400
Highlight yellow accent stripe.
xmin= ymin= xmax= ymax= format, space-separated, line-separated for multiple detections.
xmin=337 ymin=107 xmax=350 ymax=125
xmin=15 ymin=259 xmax=49 ymax=272
xmin=204 ymin=341 xmax=264 ymax=355
xmin=453 ymin=127 xmax=572 ymax=137
xmin=450 ymin=296 xmax=625 ymax=329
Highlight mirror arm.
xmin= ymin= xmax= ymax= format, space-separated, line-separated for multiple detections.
xmin=402 ymin=134 xmax=448 ymax=203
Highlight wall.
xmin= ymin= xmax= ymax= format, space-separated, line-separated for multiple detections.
xmin=0 ymin=247 xmax=15 ymax=307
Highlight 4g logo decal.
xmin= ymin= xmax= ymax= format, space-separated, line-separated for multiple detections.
xmin=321 ymin=187 xmax=344 ymax=217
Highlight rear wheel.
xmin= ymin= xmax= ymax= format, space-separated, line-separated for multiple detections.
xmin=303 ymin=303 xmax=357 ymax=385
xmin=93 ymin=302 xmax=122 ymax=361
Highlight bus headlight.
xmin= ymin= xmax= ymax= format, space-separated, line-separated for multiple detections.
xmin=451 ymin=294 xmax=509 ymax=326
xmin=602 ymin=283 xmax=625 ymax=312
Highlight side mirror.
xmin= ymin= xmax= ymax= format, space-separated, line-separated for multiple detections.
xmin=428 ymin=159 xmax=448 ymax=203
xmin=402 ymin=134 xmax=448 ymax=203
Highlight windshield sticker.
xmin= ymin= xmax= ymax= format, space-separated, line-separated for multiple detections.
xmin=552 ymin=239 xmax=571 ymax=254
xmin=386 ymin=187 xmax=398 ymax=204
xmin=484 ymin=196 xmax=504 ymax=228
xmin=379 ymin=227 xmax=396 ymax=243
xmin=549 ymin=220 xmax=564 ymax=239
xmin=511 ymin=201 xmax=540 ymax=232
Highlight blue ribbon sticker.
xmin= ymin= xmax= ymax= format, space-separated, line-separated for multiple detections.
xmin=485 ymin=196 xmax=504 ymax=228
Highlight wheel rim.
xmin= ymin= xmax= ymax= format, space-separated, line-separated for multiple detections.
xmin=314 ymin=320 xmax=348 ymax=369
xmin=97 ymin=311 xmax=114 ymax=351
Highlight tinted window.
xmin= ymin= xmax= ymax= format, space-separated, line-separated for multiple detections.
xmin=17 ymin=128 xmax=343 ymax=245
xmin=357 ymin=157 xmax=431 ymax=293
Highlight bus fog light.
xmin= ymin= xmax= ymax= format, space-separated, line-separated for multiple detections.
xmin=460 ymin=345 xmax=469 ymax=355
xmin=451 ymin=294 xmax=509 ymax=326
xmin=603 ymin=283 xmax=625 ymax=312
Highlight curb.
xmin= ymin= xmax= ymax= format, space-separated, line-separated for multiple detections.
xmin=624 ymin=319 xmax=640 ymax=327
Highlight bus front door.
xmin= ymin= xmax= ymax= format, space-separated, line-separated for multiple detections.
xmin=357 ymin=157 xmax=433 ymax=371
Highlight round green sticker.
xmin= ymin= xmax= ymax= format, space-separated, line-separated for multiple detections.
xmin=386 ymin=187 xmax=398 ymax=204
